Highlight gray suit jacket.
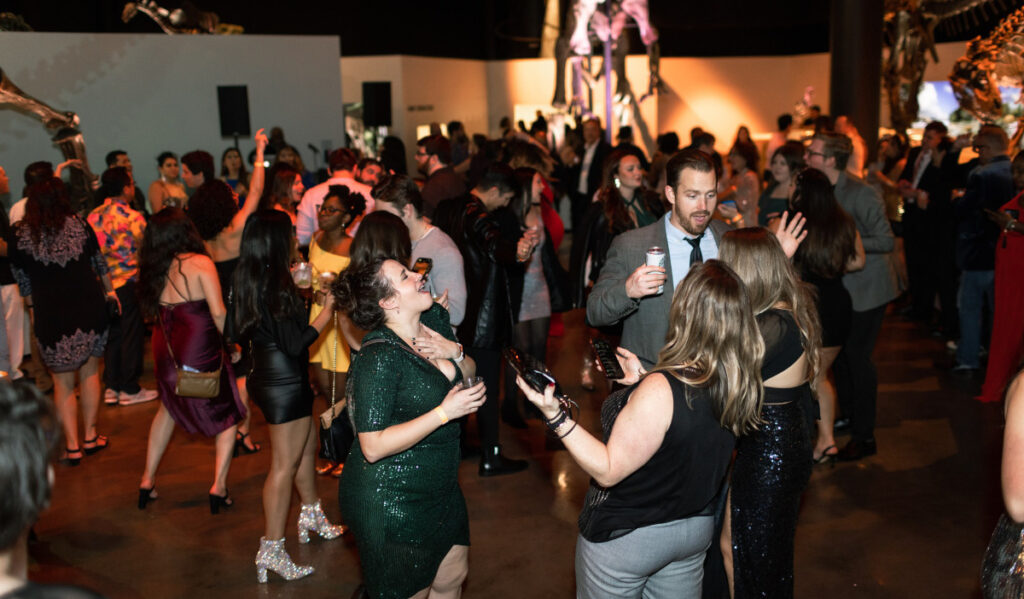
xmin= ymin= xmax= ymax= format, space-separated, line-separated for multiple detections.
xmin=833 ymin=172 xmax=898 ymax=312
xmin=586 ymin=217 xmax=730 ymax=368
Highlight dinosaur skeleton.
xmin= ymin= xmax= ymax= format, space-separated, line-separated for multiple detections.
xmin=949 ymin=5 xmax=1024 ymax=150
xmin=882 ymin=0 xmax=1013 ymax=132
xmin=0 ymin=67 xmax=97 ymax=211
xmin=551 ymin=0 xmax=664 ymax=117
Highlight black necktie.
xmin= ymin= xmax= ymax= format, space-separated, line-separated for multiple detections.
xmin=686 ymin=232 xmax=704 ymax=266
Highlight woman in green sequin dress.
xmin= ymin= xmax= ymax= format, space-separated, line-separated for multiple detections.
xmin=335 ymin=257 xmax=485 ymax=599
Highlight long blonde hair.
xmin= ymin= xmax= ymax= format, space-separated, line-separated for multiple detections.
xmin=718 ymin=227 xmax=822 ymax=385
xmin=653 ymin=261 xmax=765 ymax=435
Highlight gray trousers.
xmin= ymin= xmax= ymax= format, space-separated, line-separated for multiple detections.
xmin=575 ymin=515 xmax=714 ymax=599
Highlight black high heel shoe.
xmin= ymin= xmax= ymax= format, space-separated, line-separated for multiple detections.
xmin=209 ymin=492 xmax=233 ymax=514
xmin=233 ymin=432 xmax=261 ymax=457
xmin=138 ymin=487 xmax=157 ymax=510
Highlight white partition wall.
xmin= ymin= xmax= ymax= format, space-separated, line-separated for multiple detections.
xmin=0 ymin=32 xmax=342 ymax=204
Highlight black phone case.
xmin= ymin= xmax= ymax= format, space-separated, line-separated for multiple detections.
xmin=590 ymin=338 xmax=625 ymax=380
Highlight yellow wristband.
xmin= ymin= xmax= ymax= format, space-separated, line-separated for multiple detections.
xmin=434 ymin=406 xmax=449 ymax=425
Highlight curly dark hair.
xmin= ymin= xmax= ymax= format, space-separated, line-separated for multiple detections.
xmin=137 ymin=208 xmax=210 ymax=318
xmin=187 ymin=179 xmax=238 ymax=240
xmin=331 ymin=256 xmax=394 ymax=331
xmin=322 ymin=185 xmax=366 ymax=229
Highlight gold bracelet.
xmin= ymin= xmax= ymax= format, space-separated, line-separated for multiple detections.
xmin=434 ymin=406 xmax=449 ymax=425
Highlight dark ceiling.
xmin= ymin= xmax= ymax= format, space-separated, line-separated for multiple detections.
xmin=1 ymin=0 xmax=1016 ymax=59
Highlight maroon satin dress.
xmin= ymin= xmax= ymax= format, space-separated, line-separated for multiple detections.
xmin=154 ymin=300 xmax=245 ymax=435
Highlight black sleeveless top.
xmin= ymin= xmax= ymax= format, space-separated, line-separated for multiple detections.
xmin=578 ymin=373 xmax=736 ymax=542
xmin=758 ymin=309 xmax=804 ymax=382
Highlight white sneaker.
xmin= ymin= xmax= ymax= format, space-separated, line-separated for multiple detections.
xmin=104 ymin=388 xmax=120 ymax=405
xmin=118 ymin=388 xmax=159 ymax=406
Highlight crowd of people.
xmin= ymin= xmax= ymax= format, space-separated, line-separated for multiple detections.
xmin=0 ymin=104 xmax=1022 ymax=599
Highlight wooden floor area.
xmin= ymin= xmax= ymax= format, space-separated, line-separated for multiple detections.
xmin=26 ymin=307 xmax=1004 ymax=598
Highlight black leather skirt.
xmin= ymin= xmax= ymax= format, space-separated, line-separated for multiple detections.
xmin=247 ymin=341 xmax=314 ymax=425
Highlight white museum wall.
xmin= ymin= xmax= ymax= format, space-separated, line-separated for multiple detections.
xmin=0 ymin=32 xmax=342 ymax=206
xmin=341 ymin=40 xmax=976 ymax=165
xmin=341 ymin=55 xmax=489 ymax=172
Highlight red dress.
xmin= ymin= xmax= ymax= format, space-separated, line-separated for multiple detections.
xmin=978 ymin=194 xmax=1024 ymax=402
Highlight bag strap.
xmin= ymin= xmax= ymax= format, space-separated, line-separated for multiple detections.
xmin=157 ymin=311 xmax=182 ymax=369
xmin=330 ymin=311 xmax=338 ymax=409
xmin=158 ymin=308 xmax=223 ymax=372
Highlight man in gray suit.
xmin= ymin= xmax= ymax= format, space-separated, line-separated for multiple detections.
xmin=587 ymin=149 xmax=730 ymax=369
xmin=806 ymin=131 xmax=897 ymax=461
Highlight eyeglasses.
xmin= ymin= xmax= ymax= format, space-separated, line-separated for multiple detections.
xmin=805 ymin=150 xmax=826 ymax=158
xmin=319 ymin=206 xmax=343 ymax=214
xmin=415 ymin=150 xmax=428 ymax=157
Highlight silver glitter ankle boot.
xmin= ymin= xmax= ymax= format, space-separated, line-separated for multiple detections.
xmin=297 ymin=500 xmax=346 ymax=544
xmin=255 ymin=536 xmax=314 ymax=583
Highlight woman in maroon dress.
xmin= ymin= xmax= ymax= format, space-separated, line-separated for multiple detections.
xmin=979 ymin=154 xmax=1024 ymax=403
xmin=135 ymin=208 xmax=245 ymax=512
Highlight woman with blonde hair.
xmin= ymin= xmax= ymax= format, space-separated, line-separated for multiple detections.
xmin=517 ymin=261 xmax=764 ymax=598
xmin=718 ymin=227 xmax=821 ymax=599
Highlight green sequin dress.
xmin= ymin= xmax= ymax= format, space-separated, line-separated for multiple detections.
xmin=339 ymin=303 xmax=468 ymax=599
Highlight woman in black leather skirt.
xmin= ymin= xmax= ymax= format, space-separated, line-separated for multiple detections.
xmin=232 ymin=210 xmax=344 ymax=583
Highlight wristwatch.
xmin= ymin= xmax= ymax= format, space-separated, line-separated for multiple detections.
xmin=453 ymin=343 xmax=465 ymax=363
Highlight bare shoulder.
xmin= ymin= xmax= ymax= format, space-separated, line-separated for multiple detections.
xmin=631 ymin=371 xmax=673 ymax=406
xmin=178 ymin=252 xmax=216 ymax=274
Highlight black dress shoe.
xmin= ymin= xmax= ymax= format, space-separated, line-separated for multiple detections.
xmin=833 ymin=417 xmax=851 ymax=433
xmin=836 ymin=438 xmax=877 ymax=462
xmin=479 ymin=445 xmax=528 ymax=477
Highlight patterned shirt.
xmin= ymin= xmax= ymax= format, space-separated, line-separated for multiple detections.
xmin=87 ymin=198 xmax=146 ymax=288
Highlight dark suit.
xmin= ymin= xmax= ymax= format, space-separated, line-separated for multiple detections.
xmin=897 ymin=145 xmax=960 ymax=330
xmin=569 ymin=141 xmax=610 ymax=231
xmin=832 ymin=172 xmax=897 ymax=443
xmin=587 ymin=217 xmax=730 ymax=368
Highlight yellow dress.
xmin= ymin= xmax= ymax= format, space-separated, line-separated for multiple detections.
xmin=308 ymin=240 xmax=351 ymax=373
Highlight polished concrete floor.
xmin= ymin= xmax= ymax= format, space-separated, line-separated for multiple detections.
xmin=27 ymin=306 xmax=1005 ymax=598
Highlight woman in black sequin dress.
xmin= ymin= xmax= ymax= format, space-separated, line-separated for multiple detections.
xmin=718 ymin=228 xmax=821 ymax=598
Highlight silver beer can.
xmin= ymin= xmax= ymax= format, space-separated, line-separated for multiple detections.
xmin=646 ymin=246 xmax=666 ymax=295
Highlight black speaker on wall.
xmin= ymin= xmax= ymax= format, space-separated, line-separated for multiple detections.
xmin=217 ymin=85 xmax=251 ymax=137
xmin=363 ymin=81 xmax=392 ymax=127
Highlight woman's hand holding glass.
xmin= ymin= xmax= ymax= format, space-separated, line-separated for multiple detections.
xmin=440 ymin=379 xmax=486 ymax=420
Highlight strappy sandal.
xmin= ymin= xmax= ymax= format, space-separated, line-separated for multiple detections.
xmin=234 ymin=431 xmax=261 ymax=456
xmin=61 ymin=447 xmax=83 ymax=466
xmin=813 ymin=444 xmax=838 ymax=466
xmin=82 ymin=435 xmax=110 ymax=455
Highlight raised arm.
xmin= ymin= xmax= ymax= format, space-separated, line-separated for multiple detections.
xmin=231 ymin=128 xmax=268 ymax=230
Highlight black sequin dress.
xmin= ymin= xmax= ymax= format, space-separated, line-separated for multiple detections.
xmin=339 ymin=303 xmax=467 ymax=599
xmin=731 ymin=309 xmax=813 ymax=599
